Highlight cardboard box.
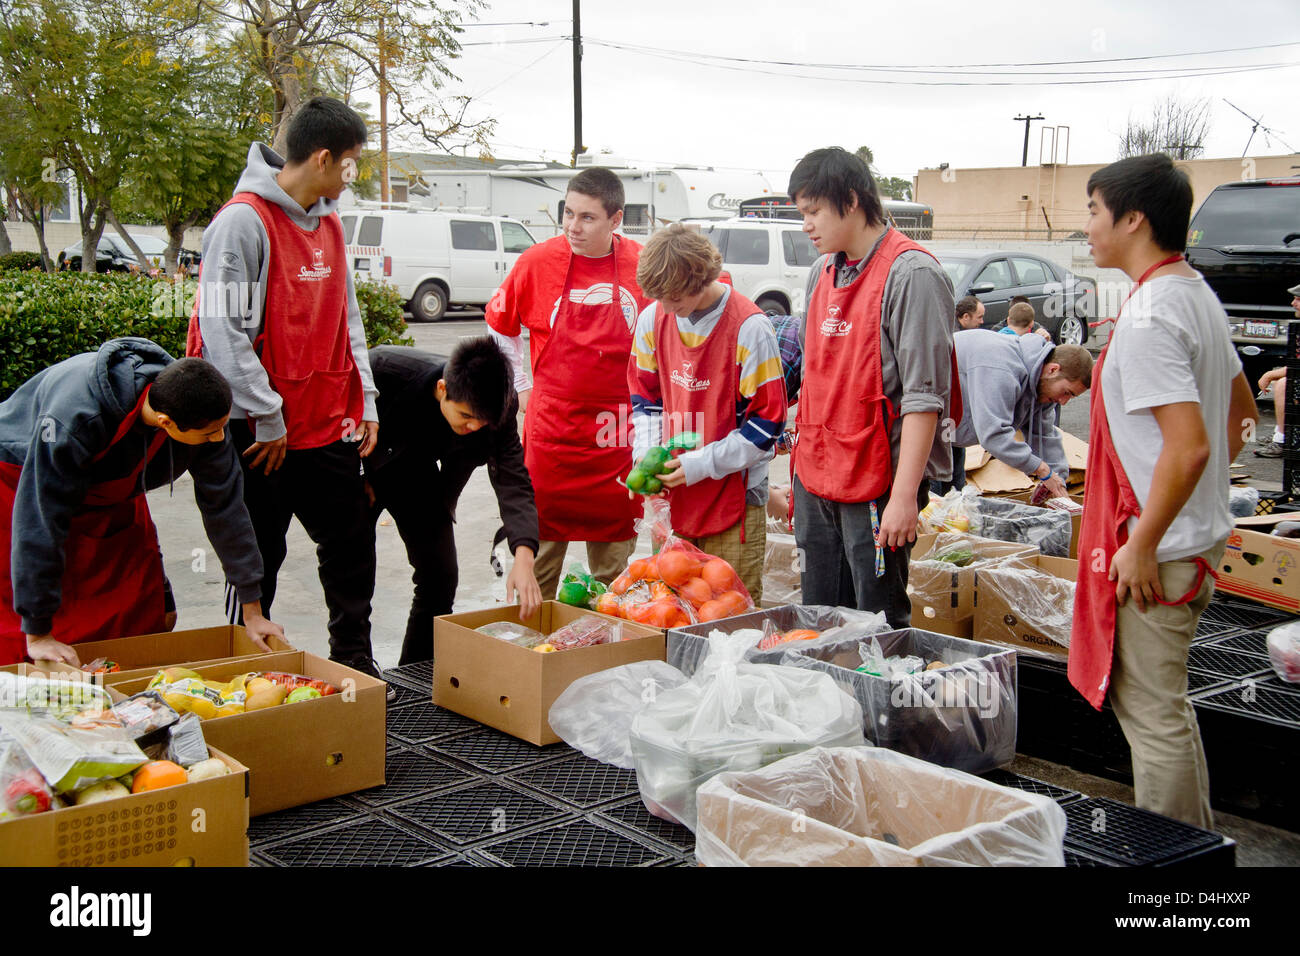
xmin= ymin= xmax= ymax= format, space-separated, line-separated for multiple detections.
xmin=29 ymin=625 xmax=296 ymax=684
xmin=433 ymin=602 xmax=664 ymax=745
xmin=972 ymin=555 xmax=1078 ymax=660
xmin=108 ymin=651 xmax=385 ymax=815
xmin=908 ymin=533 xmax=1038 ymax=625
xmin=0 ymin=747 xmax=250 ymax=867
xmin=1216 ymin=515 xmax=1300 ymax=614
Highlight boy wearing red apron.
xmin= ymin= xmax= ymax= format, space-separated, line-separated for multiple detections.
xmin=486 ymin=168 xmax=650 ymax=601
xmin=787 ymin=148 xmax=960 ymax=628
xmin=0 ymin=339 xmax=280 ymax=665
xmin=188 ymin=98 xmax=388 ymax=693
xmin=1070 ymin=153 xmax=1259 ymax=827
xmin=627 ymin=225 xmax=787 ymax=598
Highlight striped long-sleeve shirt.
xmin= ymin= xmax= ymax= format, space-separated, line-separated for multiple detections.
xmin=629 ymin=287 xmax=787 ymax=505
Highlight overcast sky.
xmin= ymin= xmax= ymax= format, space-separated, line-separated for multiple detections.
xmin=384 ymin=0 xmax=1300 ymax=184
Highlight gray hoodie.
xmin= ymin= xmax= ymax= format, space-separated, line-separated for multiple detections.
xmin=196 ymin=143 xmax=378 ymax=443
xmin=952 ymin=329 xmax=1068 ymax=481
xmin=0 ymin=338 xmax=263 ymax=635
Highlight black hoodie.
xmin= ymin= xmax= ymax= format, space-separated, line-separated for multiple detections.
xmin=0 ymin=338 xmax=263 ymax=635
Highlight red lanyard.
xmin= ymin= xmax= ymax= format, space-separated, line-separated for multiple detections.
xmin=1117 ymin=253 xmax=1184 ymax=318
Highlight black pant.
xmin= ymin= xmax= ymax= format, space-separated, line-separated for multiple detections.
xmin=793 ymin=475 xmax=929 ymax=630
xmin=229 ymin=420 xmax=376 ymax=662
xmin=368 ymin=461 xmax=457 ymax=666
xmin=929 ymin=444 xmax=967 ymax=497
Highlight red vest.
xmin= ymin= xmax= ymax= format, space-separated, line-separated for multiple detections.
xmin=655 ymin=289 xmax=753 ymax=538
xmin=795 ymin=229 xmax=941 ymax=503
xmin=187 ymin=192 xmax=363 ymax=450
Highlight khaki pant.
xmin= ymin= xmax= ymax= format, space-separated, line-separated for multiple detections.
xmin=1108 ymin=539 xmax=1226 ymax=830
xmin=682 ymin=504 xmax=767 ymax=603
xmin=535 ymin=537 xmax=637 ymax=601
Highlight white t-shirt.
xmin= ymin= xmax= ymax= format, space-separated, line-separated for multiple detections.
xmin=1102 ymin=274 xmax=1242 ymax=562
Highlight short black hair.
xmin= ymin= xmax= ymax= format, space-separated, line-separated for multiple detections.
xmin=787 ymin=147 xmax=886 ymax=227
xmin=955 ymin=295 xmax=981 ymax=320
xmin=1010 ymin=295 xmax=1031 ymax=307
xmin=1086 ymin=153 xmax=1193 ymax=254
xmin=566 ymin=167 xmax=625 ymax=217
xmin=151 ymin=359 xmax=232 ymax=431
xmin=443 ymin=337 xmax=513 ymax=428
xmin=285 ymin=96 xmax=368 ymax=165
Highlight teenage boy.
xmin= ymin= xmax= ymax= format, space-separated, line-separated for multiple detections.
xmin=1070 ymin=153 xmax=1259 ymax=828
xmin=486 ymin=168 xmax=650 ymax=601
xmin=628 ymin=224 xmax=787 ymax=599
xmin=189 ymin=97 xmax=386 ymax=686
xmin=788 ymin=147 xmax=958 ymax=627
xmin=955 ymin=295 xmax=985 ymax=330
xmin=952 ymin=331 xmax=1092 ymax=498
xmin=999 ymin=301 xmax=1036 ymax=335
xmin=1253 ymin=283 xmax=1299 ymax=458
xmin=365 ymin=339 xmax=541 ymax=664
xmin=0 ymin=339 xmax=282 ymax=665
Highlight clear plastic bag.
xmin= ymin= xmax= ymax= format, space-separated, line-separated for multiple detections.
xmin=975 ymin=565 xmax=1075 ymax=653
xmin=0 ymin=709 xmax=146 ymax=794
xmin=1043 ymin=497 xmax=1084 ymax=515
xmin=917 ymin=488 xmax=982 ymax=535
xmin=779 ymin=629 xmax=1018 ymax=773
xmin=694 ymin=746 xmax=1066 ymax=867
xmin=545 ymin=616 xmax=623 ymax=651
xmin=1229 ymin=486 xmax=1260 ymax=519
xmin=1266 ymin=622 xmax=1300 ymax=684
xmin=0 ymin=734 xmax=55 ymax=819
xmin=967 ymin=497 xmax=1072 ymax=557
xmin=763 ymin=530 xmax=802 ymax=606
xmin=908 ymin=532 xmax=1038 ymax=624
xmin=547 ymin=661 xmax=689 ymax=768
xmin=476 ymin=622 xmax=548 ymax=647
xmin=667 ymin=604 xmax=891 ymax=677
xmin=629 ymin=630 xmax=865 ymax=831
xmin=0 ymin=672 xmax=113 ymax=722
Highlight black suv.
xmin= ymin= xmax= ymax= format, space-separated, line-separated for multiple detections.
xmin=1185 ymin=177 xmax=1300 ymax=381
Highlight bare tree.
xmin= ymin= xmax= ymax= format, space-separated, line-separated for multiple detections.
xmin=1119 ymin=94 xmax=1212 ymax=160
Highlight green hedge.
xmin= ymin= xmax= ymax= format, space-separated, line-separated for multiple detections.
xmin=0 ymin=251 xmax=45 ymax=273
xmin=0 ymin=272 xmax=410 ymax=399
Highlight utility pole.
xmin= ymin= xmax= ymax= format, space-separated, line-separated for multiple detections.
xmin=1013 ymin=114 xmax=1044 ymax=167
xmin=379 ymin=16 xmax=390 ymax=204
xmin=571 ymin=0 xmax=584 ymax=167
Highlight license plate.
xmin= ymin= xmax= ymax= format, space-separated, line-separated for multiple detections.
xmin=1244 ymin=321 xmax=1278 ymax=338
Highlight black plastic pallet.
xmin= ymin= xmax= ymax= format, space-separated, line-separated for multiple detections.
xmin=1187 ymin=669 xmax=1233 ymax=696
xmin=352 ymin=746 xmax=478 ymax=807
xmin=1062 ymin=798 xmax=1232 ymax=867
xmin=596 ymin=797 xmax=697 ymax=853
xmin=476 ymin=818 xmax=669 ymax=867
xmin=428 ymin=728 xmax=572 ymax=774
xmin=508 ymin=752 xmax=641 ymax=809
xmin=1064 ymin=846 xmax=1120 ymax=867
xmin=247 ymin=796 xmax=367 ymax=847
xmin=980 ymin=769 xmax=1083 ymax=805
xmin=386 ymin=780 xmax=576 ymax=848
xmin=384 ymin=680 xmax=428 ymax=710
xmin=1186 ymin=645 xmax=1274 ymax=680
xmin=1194 ymin=683 xmax=1300 ymax=727
xmin=1248 ymin=672 xmax=1300 ymax=695
xmin=1200 ymin=600 xmax=1294 ymax=633
xmin=386 ymin=702 xmax=483 ymax=744
xmin=1204 ymin=629 xmax=1276 ymax=658
xmin=258 ymin=817 xmax=453 ymax=867
xmin=384 ymin=661 xmax=434 ymax=690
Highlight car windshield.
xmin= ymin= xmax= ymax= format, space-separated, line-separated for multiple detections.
xmin=937 ymin=257 xmax=973 ymax=289
xmin=1190 ymin=185 xmax=1300 ymax=247
xmin=130 ymin=236 xmax=169 ymax=255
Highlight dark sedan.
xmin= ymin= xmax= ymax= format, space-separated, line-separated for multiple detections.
xmin=937 ymin=250 xmax=1095 ymax=346
xmin=58 ymin=234 xmax=200 ymax=275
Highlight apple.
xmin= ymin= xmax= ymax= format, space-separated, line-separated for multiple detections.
xmin=284 ymin=687 xmax=321 ymax=704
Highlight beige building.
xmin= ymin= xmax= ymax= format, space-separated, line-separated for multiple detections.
xmin=914 ymin=154 xmax=1300 ymax=240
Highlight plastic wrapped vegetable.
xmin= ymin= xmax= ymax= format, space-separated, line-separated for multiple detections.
xmin=556 ymin=563 xmax=609 ymax=609
xmin=623 ymin=432 xmax=701 ymax=496
xmin=547 ymin=661 xmax=689 ymax=768
xmin=476 ymin=622 xmax=548 ymax=647
xmin=917 ymin=488 xmax=981 ymax=535
xmin=0 ymin=673 xmax=113 ymax=723
xmin=0 ymin=737 xmax=54 ymax=818
xmin=1266 ymin=622 xmax=1300 ymax=684
xmin=0 ymin=710 xmax=146 ymax=794
xmin=628 ymin=630 xmax=865 ymax=831
xmin=545 ymin=616 xmax=623 ymax=651
xmin=966 ymin=497 xmax=1072 ymax=557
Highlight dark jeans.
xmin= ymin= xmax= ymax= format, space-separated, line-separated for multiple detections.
xmin=929 ymin=444 xmax=967 ymax=497
xmin=793 ymin=474 xmax=929 ymax=629
xmin=228 ymin=420 xmax=376 ymax=662
xmin=367 ymin=461 xmax=457 ymax=666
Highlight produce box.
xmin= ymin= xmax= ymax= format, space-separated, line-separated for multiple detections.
xmin=666 ymin=604 xmax=891 ymax=678
xmin=0 ymin=746 xmax=249 ymax=867
xmin=29 ymin=625 xmax=295 ymax=684
xmin=107 ymin=651 xmax=385 ymax=815
xmin=694 ymin=746 xmax=1067 ymax=866
xmin=433 ymin=602 xmax=664 ymax=746
xmin=778 ymin=628 xmax=1017 ymax=773
xmin=972 ymin=555 xmax=1078 ymax=660
xmin=988 ymin=493 xmax=1084 ymax=559
xmin=762 ymin=529 xmax=802 ymax=609
xmin=1215 ymin=515 xmax=1300 ymax=614
xmin=908 ymin=532 xmax=1038 ymax=629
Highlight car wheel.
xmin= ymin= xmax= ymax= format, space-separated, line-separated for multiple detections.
xmin=1055 ymin=315 xmax=1086 ymax=346
xmin=755 ymin=295 xmax=788 ymax=317
xmin=410 ymin=282 xmax=448 ymax=322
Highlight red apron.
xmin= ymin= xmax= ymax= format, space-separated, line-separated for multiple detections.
xmin=656 ymin=290 xmax=752 ymax=538
xmin=0 ymin=388 xmax=168 ymax=664
xmin=795 ymin=230 xmax=961 ymax=503
xmin=524 ymin=243 xmax=641 ymax=542
xmin=1069 ymin=255 xmax=1218 ymax=710
xmin=187 ymin=192 xmax=363 ymax=450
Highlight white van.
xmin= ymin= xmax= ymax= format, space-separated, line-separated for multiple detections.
xmin=339 ymin=207 xmax=537 ymax=321
xmin=699 ymin=217 xmax=819 ymax=316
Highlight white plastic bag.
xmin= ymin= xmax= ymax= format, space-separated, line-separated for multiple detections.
xmin=1266 ymin=622 xmax=1300 ymax=684
xmin=547 ymin=661 xmax=688 ymax=768
xmin=695 ymin=746 xmax=1067 ymax=867
xmin=629 ymin=630 xmax=865 ymax=831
